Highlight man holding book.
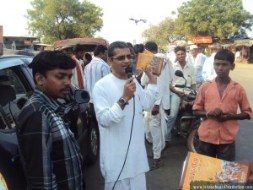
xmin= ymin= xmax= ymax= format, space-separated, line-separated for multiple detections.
xmin=141 ymin=41 xmax=173 ymax=170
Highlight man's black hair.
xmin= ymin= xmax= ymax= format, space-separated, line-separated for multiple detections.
xmin=74 ymin=44 xmax=84 ymax=53
xmin=214 ymin=49 xmax=235 ymax=64
xmin=107 ymin=41 xmax=129 ymax=58
xmin=85 ymin=53 xmax=92 ymax=62
xmin=133 ymin=44 xmax=144 ymax=54
xmin=174 ymin=46 xmax=186 ymax=53
xmin=144 ymin=41 xmax=158 ymax=53
xmin=94 ymin=45 xmax=108 ymax=56
xmin=29 ymin=50 xmax=76 ymax=78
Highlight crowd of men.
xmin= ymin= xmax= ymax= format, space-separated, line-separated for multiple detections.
xmin=15 ymin=40 xmax=252 ymax=190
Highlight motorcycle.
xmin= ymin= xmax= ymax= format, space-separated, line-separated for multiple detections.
xmin=171 ymin=70 xmax=201 ymax=153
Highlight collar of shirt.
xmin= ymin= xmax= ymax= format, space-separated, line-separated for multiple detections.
xmin=92 ymin=56 xmax=106 ymax=63
xmin=32 ymin=88 xmax=62 ymax=112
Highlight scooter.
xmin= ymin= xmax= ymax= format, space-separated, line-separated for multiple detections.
xmin=171 ymin=70 xmax=201 ymax=152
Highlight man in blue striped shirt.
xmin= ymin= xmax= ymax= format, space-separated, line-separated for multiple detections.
xmin=84 ymin=45 xmax=110 ymax=102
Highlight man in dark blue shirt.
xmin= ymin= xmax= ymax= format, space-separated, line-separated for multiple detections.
xmin=16 ymin=51 xmax=84 ymax=189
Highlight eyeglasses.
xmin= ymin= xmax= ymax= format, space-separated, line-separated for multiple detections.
xmin=111 ymin=54 xmax=133 ymax=61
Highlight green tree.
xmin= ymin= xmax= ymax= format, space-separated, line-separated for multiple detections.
xmin=26 ymin=0 xmax=103 ymax=43
xmin=174 ymin=0 xmax=253 ymax=40
xmin=143 ymin=17 xmax=180 ymax=50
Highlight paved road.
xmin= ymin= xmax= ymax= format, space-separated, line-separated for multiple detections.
xmin=85 ymin=63 xmax=253 ymax=190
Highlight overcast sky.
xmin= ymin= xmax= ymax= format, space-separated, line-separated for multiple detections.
xmin=0 ymin=0 xmax=252 ymax=43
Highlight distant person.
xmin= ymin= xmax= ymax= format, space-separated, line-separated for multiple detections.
xmin=193 ymin=49 xmax=252 ymax=161
xmin=83 ymin=52 xmax=92 ymax=68
xmin=71 ymin=44 xmax=85 ymax=89
xmin=235 ymin=48 xmax=241 ymax=62
xmin=141 ymin=41 xmax=173 ymax=170
xmin=166 ymin=45 xmax=176 ymax=63
xmin=188 ymin=45 xmax=206 ymax=90
xmin=84 ymin=44 xmax=109 ymax=102
xmin=61 ymin=46 xmax=73 ymax=56
xmin=11 ymin=41 xmax=16 ymax=50
xmin=133 ymin=43 xmax=145 ymax=83
xmin=166 ymin=46 xmax=196 ymax=145
xmin=73 ymin=44 xmax=85 ymax=66
xmin=202 ymin=44 xmax=221 ymax=82
xmin=133 ymin=43 xmax=145 ymax=55
xmin=241 ymin=46 xmax=248 ymax=62
xmin=92 ymin=41 xmax=158 ymax=190
xmin=61 ymin=46 xmax=85 ymax=89
xmin=16 ymin=51 xmax=85 ymax=189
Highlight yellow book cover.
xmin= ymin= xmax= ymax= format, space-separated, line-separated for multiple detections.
xmin=136 ymin=49 xmax=153 ymax=72
xmin=179 ymin=152 xmax=250 ymax=190
xmin=136 ymin=50 xmax=164 ymax=76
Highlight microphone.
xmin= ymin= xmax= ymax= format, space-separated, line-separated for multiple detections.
xmin=125 ymin=64 xmax=135 ymax=98
xmin=125 ymin=65 xmax=133 ymax=78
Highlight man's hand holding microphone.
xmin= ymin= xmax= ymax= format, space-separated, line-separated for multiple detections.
xmin=118 ymin=65 xmax=157 ymax=110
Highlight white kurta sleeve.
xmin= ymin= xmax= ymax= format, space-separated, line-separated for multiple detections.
xmin=137 ymin=83 xmax=158 ymax=112
xmin=92 ymin=84 xmax=124 ymax=128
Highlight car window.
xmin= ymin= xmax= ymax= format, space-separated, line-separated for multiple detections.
xmin=0 ymin=68 xmax=29 ymax=129
xmin=0 ymin=68 xmax=27 ymax=98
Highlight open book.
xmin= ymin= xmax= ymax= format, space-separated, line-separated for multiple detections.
xmin=179 ymin=152 xmax=251 ymax=190
xmin=136 ymin=50 xmax=164 ymax=76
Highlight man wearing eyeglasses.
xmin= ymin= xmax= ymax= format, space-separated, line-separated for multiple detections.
xmin=92 ymin=41 xmax=158 ymax=190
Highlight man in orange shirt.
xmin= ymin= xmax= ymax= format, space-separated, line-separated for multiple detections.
xmin=193 ymin=49 xmax=252 ymax=161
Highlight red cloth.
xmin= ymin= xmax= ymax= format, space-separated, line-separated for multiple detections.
xmin=72 ymin=55 xmax=84 ymax=89
xmin=75 ymin=62 xmax=84 ymax=89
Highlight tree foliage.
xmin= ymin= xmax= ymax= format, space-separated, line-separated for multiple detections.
xmin=174 ymin=0 xmax=253 ymax=39
xmin=142 ymin=0 xmax=253 ymax=48
xmin=26 ymin=0 xmax=103 ymax=43
xmin=142 ymin=17 xmax=180 ymax=50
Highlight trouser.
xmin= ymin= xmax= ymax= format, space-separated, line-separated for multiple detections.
xmin=143 ymin=111 xmax=152 ymax=143
xmin=198 ymin=140 xmax=236 ymax=161
xmin=105 ymin=173 xmax=146 ymax=190
xmin=165 ymin=93 xmax=181 ymax=142
xmin=150 ymin=107 xmax=167 ymax=159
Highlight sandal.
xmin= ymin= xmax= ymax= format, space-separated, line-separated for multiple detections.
xmin=150 ymin=158 xmax=163 ymax=171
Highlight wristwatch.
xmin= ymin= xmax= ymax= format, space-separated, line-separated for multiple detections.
xmin=118 ymin=97 xmax=128 ymax=107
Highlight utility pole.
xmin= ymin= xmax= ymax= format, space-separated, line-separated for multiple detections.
xmin=129 ymin=18 xmax=147 ymax=44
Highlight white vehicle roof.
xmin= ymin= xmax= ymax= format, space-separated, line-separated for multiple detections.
xmin=0 ymin=55 xmax=33 ymax=70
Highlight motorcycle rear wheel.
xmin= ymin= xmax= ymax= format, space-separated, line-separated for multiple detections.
xmin=187 ymin=121 xmax=200 ymax=153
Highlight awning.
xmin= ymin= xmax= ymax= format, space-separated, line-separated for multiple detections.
xmin=233 ymin=39 xmax=253 ymax=47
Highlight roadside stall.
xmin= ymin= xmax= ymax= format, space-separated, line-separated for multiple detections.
xmin=233 ymin=39 xmax=253 ymax=63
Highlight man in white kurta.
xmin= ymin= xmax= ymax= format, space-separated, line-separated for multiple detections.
xmin=188 ymin=45 xmax=206 ymax=90
xmin=92 ymin=41 xmax=158 ymax=190
xmin=141 ymin=55 xmax=173 ymax=169
xmin=202 ymin=44 xmax=221 ymax=82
